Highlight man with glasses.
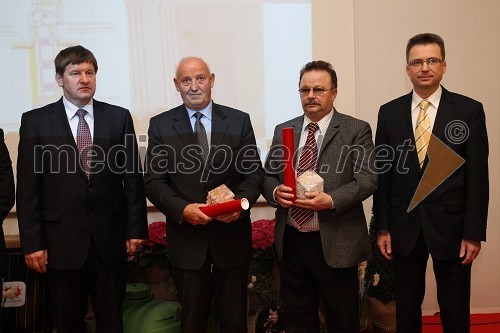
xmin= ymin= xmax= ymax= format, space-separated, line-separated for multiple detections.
xmin=263 ymin=60 xmax=377 ymax=332
xmin=374 ymin=33 xmax=489 ymax=332
xmin=144 ymin=57 xmax=263 ymax=333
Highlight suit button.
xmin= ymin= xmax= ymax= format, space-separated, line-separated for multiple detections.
xmin=88 ymin=187 xmax=93 ymax=192
xmin=88 ymin=211 xmax=94 ymax=217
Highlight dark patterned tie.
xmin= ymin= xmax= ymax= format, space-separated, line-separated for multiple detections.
xmin=291 ymin=122 xmax=319 ymax=227
xmin=194 ymin=112 xmax=209 ymax=162
xmin=76 ymin=109 xmax=92 ymax=178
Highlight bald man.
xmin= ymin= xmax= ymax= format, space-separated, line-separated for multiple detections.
xmin=144 ymin=57 xmax=263 ymax=332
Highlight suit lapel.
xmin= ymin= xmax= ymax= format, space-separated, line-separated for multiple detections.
xmin=172 ymin=105 xmax=197 ymax=146
xmin=398 ymin=92 xmax=422 ymax=172
xmin=318 ymin=110 xmax=339 ymax=156
xmin=49 ymin=99 xmax=88 ymax=179
xmin=49 ymin=98 xmax=76 ymax=148
xmin=285 ymin=117 xmax=303 ymax=168
xmin=89 ymin=100 xmax=109 ymax=183
xmin=292 ymin=119 xmax=302 ymax=152
xmin=210 ymin=103 xmax=229 ymax=147
xmin=432 ymin=87 xmax=455 ymax=141
xmin=92 ymin=100 xmax=109 ymax=145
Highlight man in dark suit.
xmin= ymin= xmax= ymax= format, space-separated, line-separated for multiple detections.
xmin=144 ymin=57 xmax=263 ymax=333
xmin=262 ymin=60 xmax=377 ymax=333
xmin=0 ymin=128 xmax=15 ymax=320
xmin=16 ymin=45 xmax=148 ymax=333
xmin=374 ymin=33 xmax=489 ymax=332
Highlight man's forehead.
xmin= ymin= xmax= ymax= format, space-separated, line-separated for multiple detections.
xmin=177 ymin=58 xmax=210 ymax=77
xmin=65 ymin=62 xmax=95 ymax=71
xmin=409 ymin=43 xmax=441 ymax=55
xmin=179 ymin=68 xmax=208 ymax=76
xmin=300 ymin=70 xmax=331 ymax=85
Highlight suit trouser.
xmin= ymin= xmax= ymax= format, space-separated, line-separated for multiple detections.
xmin=47 ymin=243 xmax=127 ymax=333
xmin=394 ymin=232 xmax=471 ymax=333
xmin=281 ymin=225 xmax=359 ymax=333
xmin=171 ymin=250 xmax=249 ymax=333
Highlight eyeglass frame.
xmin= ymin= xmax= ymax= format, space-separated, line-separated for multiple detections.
xmin=407 ymin=57 xmax=444 ymax=68
xmin=298 ymin=87 xmax=337 ymax=96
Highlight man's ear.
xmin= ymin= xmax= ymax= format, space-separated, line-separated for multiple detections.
xmin=210 ymin=73 xmax=215 ymax=88
xmin=173 ymin=78 xmax=181 ymax=92
xmin=55 ymin=73 xmax=63 ymax=87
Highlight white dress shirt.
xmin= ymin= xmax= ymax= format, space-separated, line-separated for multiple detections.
xmin=63 ymin=96 xmax=94 ymax=143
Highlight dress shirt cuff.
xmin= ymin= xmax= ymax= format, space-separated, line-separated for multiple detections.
xmin=272 ymin=186 xmax=279 ymax=202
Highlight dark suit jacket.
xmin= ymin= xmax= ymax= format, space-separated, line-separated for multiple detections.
xmin=262 ymin=111 xmax=377 ymax=268
xmin=144 ymin=103 xmax=263 ymax=270
xmin=0 ymin=129 xmax=15 ymax=276
xmin=16 ymin=98 xmax=148 ymax=270
xmin=374 ymin=87 xmax=489 ymax=260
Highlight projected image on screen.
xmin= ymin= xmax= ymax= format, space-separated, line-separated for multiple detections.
xmin=0 ymin=0 xmax=311 ymax=167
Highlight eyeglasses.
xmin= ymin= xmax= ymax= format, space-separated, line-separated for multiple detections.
xmin=298 ymin=87 xmax=336 ymax=96
xmin=408 ymin=58 xmax=443 ymax=68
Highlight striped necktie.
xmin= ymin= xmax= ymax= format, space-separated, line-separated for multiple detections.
xmin=291 ymin=122 xmax=319 ymax=227
xmin=415 ymin=99 xmax=431 ymax=168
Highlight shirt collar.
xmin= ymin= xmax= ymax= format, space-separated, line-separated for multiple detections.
xmin=302 ymin=107 xmax=334 ymax=134
xmin=64 ymin=96 xmax=94 ymax=120
xmin=186 ymin=101 xmax=213 ymax=121
xmin=411 ymin=86 xmax=442 ymax=111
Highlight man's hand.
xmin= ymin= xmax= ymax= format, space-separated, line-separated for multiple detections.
xmin=376 ymin=231 xmax=393 ymax=260
xmin=274 ymin=185 xmax=295 ymax=208
xmin=294 ymin=191 xmax=333 ymax=211
xmin=182 ymin=203 xmax=213 ymax=225
xmin=24 ymin=250 xmax=48 ymax=274
xmin=127 ymin=239 xmax=146 ymax=256
xmin=460 ymin=239 xmax=481 ymax=265
xmin=216 ymin=211 xmax=240 ymax=223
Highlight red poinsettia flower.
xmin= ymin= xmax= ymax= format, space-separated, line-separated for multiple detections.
xmin=144 ymin=221 xmax=168 ymax=248
xmin=251 ymin=219 xmax=275 ymax=251
xmin=129 ymin=221 xmax=169 ymax=268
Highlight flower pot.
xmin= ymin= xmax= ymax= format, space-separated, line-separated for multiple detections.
xmin=144 ymin=261 xmax=177 ymax=301
xmin=366 ymin=297 xmax=396 ymax=333
xmin=248 ymin=305 xmax=285 ymax=333
xmin=247 ymin=305 xmax=266 ymax=333
xmin=248 ymin=292 xmax=261 ymax=316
